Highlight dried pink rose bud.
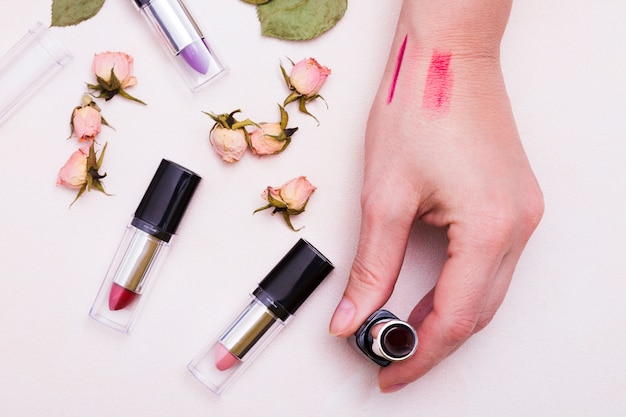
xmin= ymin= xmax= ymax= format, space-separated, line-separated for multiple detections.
xmin=205 ymin=109 xmax=258 ymax=163
xmin=72 ymin=106 xmax=101 ymax=142
xmin=211 ymin=127 xmax=248 ymax=163
xmin=69 ymin=96 xmax=110 ymax=142
xmin=289 ymin=58 xmax=331 ymax=97
xmin=56 ymin=141 xmax=110 ymax=206
xmin=92 ymin=52 xmax=137 ymax=89
xmin=249 ymin=105 xmax=298 ymax=156
xmin=88 ymin=52 xmax=145 ymax=104
xmin=56 ymin=145 xmax=90 ymax=189
xmin=254 ymin=176 xmax=316 ymax=231
xmin=281 ymin=57 xmax=331 ymax=123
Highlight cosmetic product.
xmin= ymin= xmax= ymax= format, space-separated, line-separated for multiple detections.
xmin=132 ymin=0 xmax=226 ymax=91
xmin=188 ymin=239 xmax=334 ymax=395
xmin=90 ymin=159 xmax=201 ymax=333
xmin=0 ymin=22 xmax=72 ymax=125
xmin=351 ymin=309 xmax=418 ymax=367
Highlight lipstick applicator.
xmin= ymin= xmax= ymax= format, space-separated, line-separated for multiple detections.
xmin=351 ymin=309 xmax=418 ymax=367
xmin=188 ymin=239 xmax=334 ymax=395
xmin=132 ymin=0 xmax=226 ymax=91
xmin=90 ymin=159 xmax=201 ymax=333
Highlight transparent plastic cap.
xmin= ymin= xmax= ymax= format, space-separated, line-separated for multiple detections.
xmin=0 ymin=22 xmax=72 ymax=125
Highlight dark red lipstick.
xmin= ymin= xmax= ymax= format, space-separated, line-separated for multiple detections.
xmin=90 ymin=159 xmax=201 ymax=332
xmin=351 ymin=309 xmax=417 ymax=366
xmin=109 ymin=283 xmax=136 ymax=310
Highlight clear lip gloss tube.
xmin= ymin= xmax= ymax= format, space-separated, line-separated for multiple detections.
xmin=351 ymin=309 xmax=418 ymax=366
xmin=89 ymin=159 xmax=201 ymax=333
xmin=132 ymin=0 xmax=226 ymax=91
xmin=0 ymin=22 xmax=72 ymax=125
xmin=188 ymin=239 xmax=334 ymax=395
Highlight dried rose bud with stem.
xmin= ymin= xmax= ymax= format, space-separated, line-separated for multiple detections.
xmin=205 ymin=109 xmax=259 ymax=163
xmin=56 ymin=141 xmax=111 ymax=207
xmin=87 ymin=52 xmax=146 ymax=105
xmin=69 ymin=95 xmax=112 ymax=142
xmin=254 ymin=176 xmax=316 ymax=231
xmin=248 ymin=104 xmax=298 ymax=156
xmin=281 ymin=57 xmax=331 ymax=124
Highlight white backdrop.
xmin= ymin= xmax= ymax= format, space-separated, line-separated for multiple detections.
xmin=0 ymin=1 xmax=625 ymax=416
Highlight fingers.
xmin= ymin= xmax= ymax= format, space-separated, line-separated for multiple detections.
xmin=378 ymin=224 xmax=518 ymax=392
xmin=408 ymin=287 xmax=435 ymax=324
xmin=329 ymin=194 xmax=416 ymax=337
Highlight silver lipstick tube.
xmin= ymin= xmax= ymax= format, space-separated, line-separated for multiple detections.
xmin=111 ymin=228 xmax=164 ymax=293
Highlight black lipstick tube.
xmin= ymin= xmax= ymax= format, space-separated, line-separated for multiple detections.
xmin=89 ymin=159 xmax=201 ymax=333
xmin=351 ymin=310 xmax=418 ymax=366
xmin=188 ymin=239 xmax=334 ymax=395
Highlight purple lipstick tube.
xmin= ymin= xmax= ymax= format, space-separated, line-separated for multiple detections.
xmin=133 ymin=0 xmax=226 ymax=91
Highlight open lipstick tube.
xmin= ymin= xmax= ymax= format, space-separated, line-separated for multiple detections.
xmin=90 ymin=159 xmax=201 ymax=333
xmin=132 ymin=0 xmax=226 ymax=91
xmin=188 ymin=239 xmax=334 ymax=395
xmin=351 ymin=309 xmax=418 ymax=367
xmin=0 ymin=22 xmax=72 ymax=125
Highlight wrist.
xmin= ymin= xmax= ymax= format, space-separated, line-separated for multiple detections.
xmin=397 ymin=0 xmax=512 ymax=58
xmin=376 ymin=1 xmax=512 ymax=111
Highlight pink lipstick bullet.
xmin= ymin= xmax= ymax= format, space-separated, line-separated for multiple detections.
xmin=188 ymin=239 xmax=334 ymax=395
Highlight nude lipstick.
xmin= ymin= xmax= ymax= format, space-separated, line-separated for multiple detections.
xmin=132 ymin=0 xmax=226 ymax=91
xmin=188 ymin=239 xmax=334 ymax=395
xmin=90 ymin=159 xmax=201 ymax=333
xmin=351 ymin=310 xmax=418 ymax=366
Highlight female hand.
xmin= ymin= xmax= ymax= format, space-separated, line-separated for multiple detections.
xmin=329 ymin=0 xmax=544 ymax=392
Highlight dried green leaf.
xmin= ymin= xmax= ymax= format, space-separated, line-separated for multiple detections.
xmin=242 ymin=0 xmax=271 ymax=4
xmin=257 ymin=0 xmax=347 ymax=41
xmin=51 ymin=0 xmax=105 ymax=27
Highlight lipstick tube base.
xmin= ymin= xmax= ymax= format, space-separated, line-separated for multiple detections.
xmin=89 ymin=223 xmax=169 ymax=333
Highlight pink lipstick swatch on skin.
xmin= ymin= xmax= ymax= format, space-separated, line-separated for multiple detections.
xmin=422 ymin=51 xmax=453 ymax=113
xmin=387 ymin=35 xmax=408 ymax=104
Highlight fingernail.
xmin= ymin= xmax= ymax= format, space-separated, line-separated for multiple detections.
xmin=381 ymin=383 xmax=407 ymax=394
xmin=329 ymin=297 xmax=356 ymax=336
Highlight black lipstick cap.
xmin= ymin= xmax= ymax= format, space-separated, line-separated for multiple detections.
xmin=253 ymin=239 xmax=334 ymax=321
xmin=131 ymin=159 xmax=201 ymax=242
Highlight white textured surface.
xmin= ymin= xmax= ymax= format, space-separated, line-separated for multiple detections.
xmin=1 ymin=1 xmax=625 ymax=416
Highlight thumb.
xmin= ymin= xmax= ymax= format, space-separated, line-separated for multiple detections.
xmin=330 ymin=204 xmax=414 ymax=337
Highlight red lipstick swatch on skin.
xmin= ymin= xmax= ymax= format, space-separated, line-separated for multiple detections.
xmin=422 ymin=51 xmax=453 ymax=113
xmin=387 ymin=35 xmax=408 ymax=104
